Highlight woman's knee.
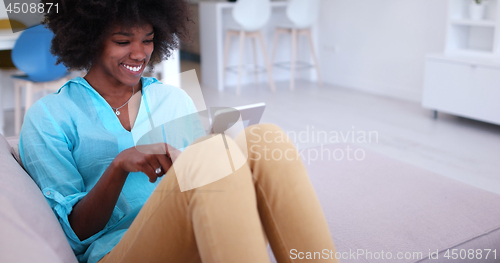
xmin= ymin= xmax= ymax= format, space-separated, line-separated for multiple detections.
xmin=236 ymin=123 xmax=290 ymax=148
xmin=245 ymin=123 xmax=284 ymax=139
xmin=186 ymin=134 xmax=245 ymax=159
xmin=174 ymin=134 xmax=249 ymax=191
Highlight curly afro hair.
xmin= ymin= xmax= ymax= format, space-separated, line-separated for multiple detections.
xmin=41 ymin=0 xmax=192 ymax=70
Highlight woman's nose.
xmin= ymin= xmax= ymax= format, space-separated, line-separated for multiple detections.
xmin=130 ymin=43 xmax=147 ymax=61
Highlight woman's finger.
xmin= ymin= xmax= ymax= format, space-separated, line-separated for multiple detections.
xmin=140 ymin=162 xmax=159 ymax=183
xmin=146 ymin=154 xmax=163 ymax=179
xmin=136 ymin=155 xmax=159 ymax=183
xmin=155 ymin=153 xmax=172 ymax=176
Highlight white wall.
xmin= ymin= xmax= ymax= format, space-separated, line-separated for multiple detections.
xmin=319 ymin=0 xmax=448 ymax=102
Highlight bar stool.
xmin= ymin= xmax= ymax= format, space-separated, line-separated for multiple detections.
xmin=223 ymin=0 xmax=276 ymax=95
xmin=271 ymin=0 xmax=321 ymax=91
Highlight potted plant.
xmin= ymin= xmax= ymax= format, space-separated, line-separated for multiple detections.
xmin=470 ymin=0 xmax=488 ymax=20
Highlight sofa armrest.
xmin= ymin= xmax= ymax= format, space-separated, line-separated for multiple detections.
xmin=5 ymin=136 xmax=22 ymax=168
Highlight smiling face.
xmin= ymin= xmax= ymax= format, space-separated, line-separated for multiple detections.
xmin=89 ymin=23 xmax=154 ymax=89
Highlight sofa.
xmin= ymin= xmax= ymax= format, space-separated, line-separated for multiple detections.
xmin=0 ymin=135 xmax=78 ymax=263
xmin=2 ymin=134 xmax=500 ymax=263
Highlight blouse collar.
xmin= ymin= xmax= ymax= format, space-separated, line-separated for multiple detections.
xmin=65 ymin=76 xmax=158 ymax=95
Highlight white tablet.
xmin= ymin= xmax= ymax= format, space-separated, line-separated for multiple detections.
xmin=209 ymin=103 xmax=266 ymax=137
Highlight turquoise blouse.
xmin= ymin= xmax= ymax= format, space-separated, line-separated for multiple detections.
xmin=19 ymin=77 xmax=205 ymax=263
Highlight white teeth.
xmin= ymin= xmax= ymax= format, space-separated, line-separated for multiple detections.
xmin=123 ymin=64 xmax=142 ymax=72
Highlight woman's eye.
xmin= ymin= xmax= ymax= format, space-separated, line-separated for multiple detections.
xmin=144 ymin=39 xmax=154 ymax=43
xmin=116 ymin=41 xmax=129 ymax=45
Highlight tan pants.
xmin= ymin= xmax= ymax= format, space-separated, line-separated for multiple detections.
xmin=99 ymin=124 xmax=337 ymax=263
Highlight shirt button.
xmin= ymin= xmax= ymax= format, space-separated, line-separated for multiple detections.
xmin=46 ymin=191 xmax=51 ymax=195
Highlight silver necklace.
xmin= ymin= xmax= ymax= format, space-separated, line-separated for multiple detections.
xmin=111 ymin=85 xmax=134 ymax=116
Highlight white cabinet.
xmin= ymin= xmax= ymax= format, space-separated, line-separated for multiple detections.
xmin=422 ymin=0 xmax=500 ymax=125
xmin=446 ymin=0 xmax=500 ymax=57
xmin=423 ymin=55 xmax=500 ymax=125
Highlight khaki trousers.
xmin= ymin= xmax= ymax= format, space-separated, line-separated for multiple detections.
xmin=99 ymin=124 xmax=337 ymax=263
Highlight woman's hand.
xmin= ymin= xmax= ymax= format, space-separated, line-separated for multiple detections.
xmin=69 ymin=142 xmax=180 ymax=240
xmin=114 ymin=143 xmax=179 ymax=183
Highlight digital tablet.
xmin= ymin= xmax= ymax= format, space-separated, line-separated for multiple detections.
xmin=209 ymin=103 xmax=266 ymax=137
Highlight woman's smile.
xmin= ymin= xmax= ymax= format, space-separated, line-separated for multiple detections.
xmin=121 ymin=61 xmax=145 ymax=75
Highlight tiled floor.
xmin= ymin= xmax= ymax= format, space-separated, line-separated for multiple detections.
xmin=5 ymin=60 xmax=500 ymax=195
